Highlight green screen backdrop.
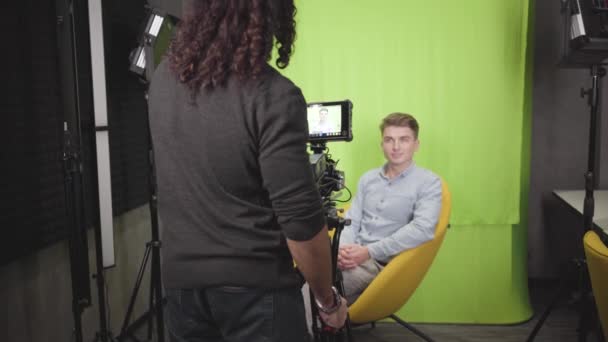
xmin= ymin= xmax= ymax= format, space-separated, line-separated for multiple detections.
xmin=281 ymin=0 xmax=534 ymax=323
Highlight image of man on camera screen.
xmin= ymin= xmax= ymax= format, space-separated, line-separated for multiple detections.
xmin=309 ymin=106 xmax=340 ymax=136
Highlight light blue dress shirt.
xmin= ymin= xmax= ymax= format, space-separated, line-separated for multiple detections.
xmin=340 ymin=162 xmax=442 ymax=263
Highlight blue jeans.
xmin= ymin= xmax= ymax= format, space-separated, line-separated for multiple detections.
xmin=165 ymin=286 xmax=310 ymax=342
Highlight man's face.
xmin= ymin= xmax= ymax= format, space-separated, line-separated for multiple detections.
xmin=381 ymin=125 xmax=419 ymax=168
xmin=319 ymin=109 xmax=328 ymax=122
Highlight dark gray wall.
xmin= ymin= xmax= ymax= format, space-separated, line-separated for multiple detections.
xmin=528 ymin=0 xmax=608 ymax=278
xmin=0 ymin=207 xmax=153 ymax=342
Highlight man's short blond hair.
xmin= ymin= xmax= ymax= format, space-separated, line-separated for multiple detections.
xmin=380 ymin=113 xmax=419 ymax=138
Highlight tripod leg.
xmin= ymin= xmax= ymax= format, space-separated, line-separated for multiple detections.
xmin=345 ymin=315 xmax=354 ymax=342
xmin=146 ymin=255 xmax=157 ymax=341
xmin=334 ymin=272 xmax=353 ymax=342
xmin=119 ymin=243 xmax=152 ymax=336
xmin=578 ymin=265 xmax=593 ymax=342
xmin=578 ymin=296 xmax=590 ymax=342
xmin=150 ymin=241 xmax=165 ymax=342
xmin=147 ymin=273 xmax=154 ymax=340
xmin=586 ymin=289 xmax=605 ymax=342
xmin=526 ymin=289 xmax=563 ymax=342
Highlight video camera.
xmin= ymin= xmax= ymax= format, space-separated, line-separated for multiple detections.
xmin=306 ymin=100 xmax=353 ymax=339
xmin=306 ymin=100 xmax=353 ymax=220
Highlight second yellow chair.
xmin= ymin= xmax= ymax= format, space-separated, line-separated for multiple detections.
xmin=583 ymin=230 xmax=608 ymax=341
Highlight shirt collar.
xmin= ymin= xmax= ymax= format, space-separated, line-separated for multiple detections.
xmin=379 ymin=161 xmax=416 ymax=180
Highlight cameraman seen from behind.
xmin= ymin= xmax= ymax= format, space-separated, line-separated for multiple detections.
xmin=338 ymin=113 xmax=442 ymax=304
xmin=148 ymin=1 xmax=347 ymax=341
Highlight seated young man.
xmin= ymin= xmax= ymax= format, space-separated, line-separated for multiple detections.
xmin=338 ymin=112 xmax=442 ymax=305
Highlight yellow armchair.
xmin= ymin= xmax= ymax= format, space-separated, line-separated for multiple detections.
xmin=583 ymin=230 xmax=608 ymax=340
xmin=347 ymin=179 xmax=451 ymax=341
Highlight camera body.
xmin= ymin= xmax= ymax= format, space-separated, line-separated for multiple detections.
xmin=310 ymin=152 xmax=347 ymax=230
xmin=309 ymin=153 xmax=345 ymax=200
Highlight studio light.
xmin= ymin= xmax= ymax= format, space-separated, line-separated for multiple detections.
xmin=561 ymin=0 xmax=608 ymax=67
xmin=129 ymin=9 xmax=177 ymax=82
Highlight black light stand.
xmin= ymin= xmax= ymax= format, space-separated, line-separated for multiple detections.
xmin=117 ymin=148 xmax=164 ymax=342
xmin=56 ymin=1 xmax=95 ymax=341
xmin=117 ymin=33 xmax=165 ymax=342
xmin=581 ymin=65 xmax=604 ymax=237
xmin=527 ymin=66 xmax=605 ymax=342
xmin=576 ymin=64 xmax=604 ymax=342
xmin=63 ymin=122 xmax=90 ymax=342
xmin=527 ymin=1 xmax=607 ymax=340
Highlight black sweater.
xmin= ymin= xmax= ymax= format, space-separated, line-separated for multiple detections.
xmin=148 ymin=61 xmax=325 ymax=289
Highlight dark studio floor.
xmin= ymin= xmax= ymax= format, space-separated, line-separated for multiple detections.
xmin=349 ymin=279 xmax=601 ymax=342
xmin=127 ymin=279 xmax=604 ymax=342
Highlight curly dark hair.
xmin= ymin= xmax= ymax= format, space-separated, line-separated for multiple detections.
xmin=167 ymin=0 xmax=296 ymax=93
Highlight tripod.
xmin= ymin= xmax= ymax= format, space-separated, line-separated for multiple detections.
xmin=311 ymin=205 xmax=354 ymax=342
xmin=527 ymin=65 xmax=605 ymax=342
xmin=117 ymin=39 xmax=165 ymax=342
xmin=117 ymin=224 xmax=164 ymax=342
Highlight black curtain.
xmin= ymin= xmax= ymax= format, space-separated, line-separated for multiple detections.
xmin=0 ymin=1 xmax=66 ymax=264
xmin=1 ymin=0 xmax=151 ymax=266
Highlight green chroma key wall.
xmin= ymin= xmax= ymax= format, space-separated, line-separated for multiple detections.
xmin=281 ymin=0 xmax=535 ymax=323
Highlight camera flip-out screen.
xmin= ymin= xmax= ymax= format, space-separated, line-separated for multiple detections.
xmin=307 ymin=100 xmax=353 ymax=142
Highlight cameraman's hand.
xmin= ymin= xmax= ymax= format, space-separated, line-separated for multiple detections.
xmin=338 ymin=244 xmax=369 ymax=270
xmin=319 ymin=295 xmax=348 ymax=329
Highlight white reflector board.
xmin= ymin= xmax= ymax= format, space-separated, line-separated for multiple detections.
xmin=88 ymin=0 xmax=115 ymax=268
